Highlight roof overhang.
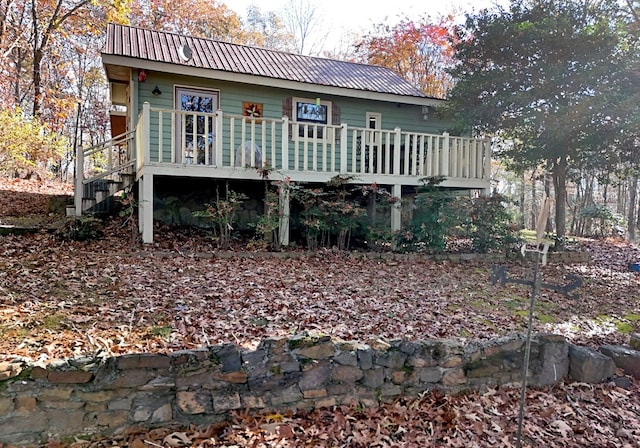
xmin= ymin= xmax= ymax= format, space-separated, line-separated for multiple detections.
xmin=102 ymin=54 xmax=444 ymax=107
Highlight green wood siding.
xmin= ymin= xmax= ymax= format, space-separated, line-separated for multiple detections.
xmin=134 ymin=72 xmax=460 ymax=170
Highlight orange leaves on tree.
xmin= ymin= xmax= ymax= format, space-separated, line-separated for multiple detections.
xmin=129 ymin=0 xmax=246 ymax=43
xmin=357 ymin=16 xmax=459 ymax=99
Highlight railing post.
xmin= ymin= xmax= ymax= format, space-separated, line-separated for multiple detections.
xmin=74 ymin=143 xmax=84 ymax=216
xmin=142 ymin=102 xmax=151 ymax=164
xmin=393 ymin=127 xmax=401 ymax=175
xmin=441 ymin=132 xmax=450 ymax=177
xmin=215 ymin=110 xmax=224 ymax=167
xmin=282 ymin=117 xmax=289 ymax=170
xmin=340 ymin=124 xmax=348 ymax=173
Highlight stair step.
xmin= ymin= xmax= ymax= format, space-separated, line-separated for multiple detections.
xmin=95 ymin=190 xmax=110 ymax=203
xmin=82 ymin=198 xmax=96 ymax=211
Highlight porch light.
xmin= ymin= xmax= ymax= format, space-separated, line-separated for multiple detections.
xmin=152 ymin=85 xmax=162 ymax=96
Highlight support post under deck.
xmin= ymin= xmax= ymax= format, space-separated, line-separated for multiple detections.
xmin=391 ymin=184 xmax=402 ymax=232
xmin=139 ymin=173 xmax=154 ymax=243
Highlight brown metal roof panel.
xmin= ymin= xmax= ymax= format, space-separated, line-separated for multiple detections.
xmin=246 ymin=47 xmax=268 ymax=75
xmin=104 ymin=24 xmax=428 ymax=98
xmin=208 ymin=41 xmax=232 ymax=71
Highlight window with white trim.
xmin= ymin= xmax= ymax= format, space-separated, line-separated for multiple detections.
xmin=366 ymin=112 xmax=382 ymax=146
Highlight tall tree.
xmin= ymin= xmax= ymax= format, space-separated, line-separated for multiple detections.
xmin=282 ymin=0 xmax=327 ymax=55
xmin=448 ymin=0 xmax=626 ymax=248
xmin=129 ymin=0 xmax=248 ymax=43
xmin=356 ymin=16 xmax=458 ymax=98
xmin=243 ymin=5 xmax=294 ymax=51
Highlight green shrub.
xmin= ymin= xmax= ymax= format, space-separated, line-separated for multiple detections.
xmin=579 ymin=205 xmax=623 ymax=237
xmin=465 ymin=194 xmax=521 ymax=253
xmin=193 ymin=184 xmax=247 ymax=249
xmin=57 ymin=216 xmax=103 ymax=241
xmin=397 ymin=176 xmax=457 ymax=253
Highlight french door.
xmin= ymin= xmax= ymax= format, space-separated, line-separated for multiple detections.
xmin=175 ymin=87 xmax=218 ymax=164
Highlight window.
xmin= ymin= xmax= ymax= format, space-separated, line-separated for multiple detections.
xmin=297 ymin=102 xmax=327 ymax=123
xmin=293 ymin=97 xmax=332 ymax=139
xmin=366 ymin=112 xmax=382 ymax=146
xmin=175 ymin=87 xmax=218 ymax=164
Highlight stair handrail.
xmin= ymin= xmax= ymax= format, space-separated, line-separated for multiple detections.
xmin=74 ymin=129 xmax=136 ymax=216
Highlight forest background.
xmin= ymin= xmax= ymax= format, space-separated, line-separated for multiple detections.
xmin=1 ymin=0 xmax=639 ymax=244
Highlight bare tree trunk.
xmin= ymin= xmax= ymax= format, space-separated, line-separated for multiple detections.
xmin=553 ymin=155 xmax=568 ymax=250
xmin=530 ymin=176 xmax=537 ymax=229
xmin=617 ymin=183 xmax=627 ymax=216
xmin=628 ymin=176 xmax=637 ymax=241
xmin=544 ymin=174 xmax=553 ymax=233
xmin=570 ymin=177 xmax=581 ymax=235
xmin=520 ymin=173 xmax=526 ymax=229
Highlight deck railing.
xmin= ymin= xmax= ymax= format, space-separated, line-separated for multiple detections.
xmin=135 ymin=102 xmax=490 ymax=181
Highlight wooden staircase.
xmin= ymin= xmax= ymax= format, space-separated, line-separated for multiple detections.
xmin=69 ymin=130 xmax=137 ymax=217
xmin=77 ymin=172 xmax=135 ymax=214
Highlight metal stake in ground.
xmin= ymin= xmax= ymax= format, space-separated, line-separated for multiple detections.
xmin=515 ymin=244 xmax=543 ymax=448
xmin=516 ymin=194 xmax=551 ymax=448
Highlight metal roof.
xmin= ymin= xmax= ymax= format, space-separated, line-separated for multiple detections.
xmin=104 ymin=23 xmax=429 ymax=99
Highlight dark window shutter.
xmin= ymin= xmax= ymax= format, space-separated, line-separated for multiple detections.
xmin=332 ymin=103 xmax=340 ymax=125
xmin=282 ymin=97 xmax=292 ymax=118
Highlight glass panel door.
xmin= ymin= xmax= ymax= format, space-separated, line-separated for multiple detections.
xmin=175 ymin=87 xmax=218 ymax=164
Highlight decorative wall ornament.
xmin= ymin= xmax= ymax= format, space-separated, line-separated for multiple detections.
xmin=243 ymin=102 xmax=263 ymax=118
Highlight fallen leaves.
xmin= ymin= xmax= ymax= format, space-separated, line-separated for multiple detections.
xmin=3 ymin=179 xmax=640 ymax=447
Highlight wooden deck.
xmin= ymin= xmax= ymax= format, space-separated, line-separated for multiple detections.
xmin=75 ymin=102 xmax=491 ymax=243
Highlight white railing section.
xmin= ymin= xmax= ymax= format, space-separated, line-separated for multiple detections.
xmin=137 ymin=104 xmax=490 ymax=181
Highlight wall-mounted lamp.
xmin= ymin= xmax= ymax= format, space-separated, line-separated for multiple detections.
xmin=138 ymin=69 xmax=147 ymax=82
xmin=152 ymin=85 xmax=162 ymax=96
xmin=422 ymin=105 xmax=430 ymax=120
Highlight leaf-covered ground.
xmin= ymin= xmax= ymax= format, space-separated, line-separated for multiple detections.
xmin=2 ymin=179 xmax=640 ymax=447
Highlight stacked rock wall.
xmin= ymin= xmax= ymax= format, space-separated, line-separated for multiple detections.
xmin=0 ymin=333 xmax=576 ymax=445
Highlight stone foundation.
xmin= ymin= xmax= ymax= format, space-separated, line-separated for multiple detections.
xmin=0 ymin=332 xmax=633 ymax=446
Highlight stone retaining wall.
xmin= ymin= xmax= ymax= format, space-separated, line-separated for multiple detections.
xmin=0 ymin=332 xmax=574 ymax=446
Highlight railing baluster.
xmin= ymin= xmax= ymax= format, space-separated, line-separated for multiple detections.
xmin=229 ymin=117 xmax=235 ymax=166
xmin=375 ymin=131 xmax=382 ymax=174
xmin=322 ymin=134 xmax=327 ymax=172
xmin=393 ymin=128 xmax=401 ymax=175
xmin=293 ymin=124 xmax=300 ymax=171
xmin=441 ymin=133 xmax=450 ymax=177
xmin=170 ymin=112 xmax=175 ymax=163
xmin=383 ymin=132 xmax=390 ymax=174
xmin=470 ymin=140 xmax=477 ymax=179
xmin=250 ymin=119 xmax=256 ymax=167
xmin=403 ymin=134 xmax=410 ymax=175
xmin=350 ymin=129 xmax=357 ymax=173
xmin=241 ymin=118 xmax=247 ymax=167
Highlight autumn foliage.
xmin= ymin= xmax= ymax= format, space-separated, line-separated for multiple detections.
xmin=0 ymin=108 xmax=67 ymax=178
xmin=356 ymin=16 xmax=459 ymax=99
